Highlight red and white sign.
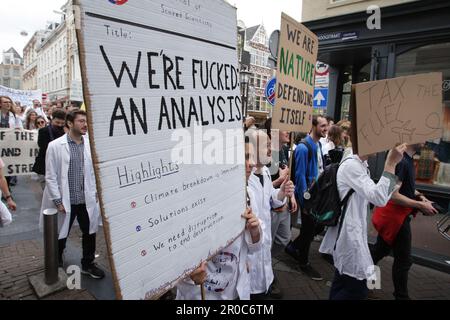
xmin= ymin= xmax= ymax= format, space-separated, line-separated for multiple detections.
xmin=315 ymin=61 xmax=329 ymax=88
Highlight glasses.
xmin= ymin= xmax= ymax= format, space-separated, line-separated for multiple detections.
xmin=37 ymin=121 xmax=46 ymax=125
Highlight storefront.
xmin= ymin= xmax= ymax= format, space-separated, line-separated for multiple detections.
xmin=305 ymin=0 xmax=450 ymax=268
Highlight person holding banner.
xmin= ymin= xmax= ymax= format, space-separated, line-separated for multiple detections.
xmin=247 ymin=129 xmax=294 ymax=299
xmin=177 ymin=136 xmax=262 ymax=300
xmin=0 ymin=96 xmax=23 ymax=129
xmin=320 ymin=143 xmax=407 ymax=300
xmin=24 ymin=111 xmax=38 ymax=130
xmin=0 ymin=157 xmax=16 ymax=226
xmin=40 ymin=110 xmax=104 ymax=279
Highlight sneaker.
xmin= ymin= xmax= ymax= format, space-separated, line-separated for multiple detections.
xmin=284 ymin=242 xmax=300 ymax=261
xmin=299 ymin=263 xmax=323 ymax=281
xmin=82 ymin=263 xmax=105 ymax=279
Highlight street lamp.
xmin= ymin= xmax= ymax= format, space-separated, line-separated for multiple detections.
xmin=240 ymin=68 xmax=252 ymax=119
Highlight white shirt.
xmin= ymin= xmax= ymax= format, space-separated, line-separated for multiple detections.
xmin=247 ymin=166 xmax=286 ymax=294
xmin=322 ymin=141 xmax=335 ymax=156
xmin=176 ymin=230 xmax=261 ymax=300
xmin=319 ymin=155 xmax=397 ymax=280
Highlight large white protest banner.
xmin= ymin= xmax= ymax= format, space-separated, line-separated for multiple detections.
xmin=75 ymin=0 xmax=246 ymax=299
xmin=0 ymin=85 xmax=42 ymax=107
xmin=0 ymin=129 xmax=39 ymax=176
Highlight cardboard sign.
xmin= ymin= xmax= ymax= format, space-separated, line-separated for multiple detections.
xmin=272 ymin=13 xmax=318 ymax=132
xmin=75 ymin=0 xmax=246 ymax=300
xmin=0 ymin=85 xmax=42 ymax=107
xmin=0 ymin=129 xmax=39 ymax=176
xmin=352 ymin=73 xmax=443 ymax=156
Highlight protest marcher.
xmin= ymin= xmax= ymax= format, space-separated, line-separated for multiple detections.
xmin=319 ymin=116 xmax=334 ymax=153
xmin=319 ymin=142 xmax=407 ymax=300
xmin=176 ymin=136 xmax=262 ymax=300
xmin=33 ymin=109 xmax=67 ymax=187
xmin=286 ymin=115 xmax=328 ymax=281
xmin=323 ymin=125 xmax=345 ymax=165
xmin=0 ymin=157 xmax=16 ymax=226
xmin=25 ymin=100 xmax=48 ymax=123
xmin=0 ymin=96 xmax=23 ymax=129
xmin=40 ymin=110 xmax=104 ymax=278
xmin=247 ymin=129 xmax=294 ymax=299
xmin=35 ymin=116 xmax=47 ymax=130
xmin=371 ymin=143 xmax=438 ymax=300
xmin=244 ymin=116 xmax=256 ymax=132
xmin=269 ymin=130 xmax=298 ymax=248
xmin=24 ymin=110 xmax=38 ymax=130
xmin=14 ymin=103 xmax=25 ymax=122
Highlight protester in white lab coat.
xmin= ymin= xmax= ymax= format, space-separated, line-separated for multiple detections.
xmin=319 ymin=143 xmax=407 ymax=300
xmin=0 ymin=96 xmax=23 ymax=129
xmin=177 ymin=136 xmax=262 ymax=300
xmin=40 ymin=110 xmax=104 ymax=279
xmin=0 ymin=157 xmax=16 ymax=226
xmin=246 ymin=129 xmax=294 ymax=299
xmin=25 ymin=100 xmax=48 ymax=123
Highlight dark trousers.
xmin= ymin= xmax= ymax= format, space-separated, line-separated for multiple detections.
xmin=329 ymin=269 xmax=368 ymax=300
xmin=58 ymin=204 xmax=96 ymax=269
xmin=371 ymin=217 xmax=412 ymax=300
xmin=292 ymin=209 xmax=324 ymax=265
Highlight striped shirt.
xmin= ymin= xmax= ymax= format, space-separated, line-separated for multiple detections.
xmin=67 ymin=134 xmax=85 ymax=205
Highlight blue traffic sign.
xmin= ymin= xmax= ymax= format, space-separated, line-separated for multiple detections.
xmin=313 ymin=88 xmax=328 ymax=109
xmin=265 ymin=77 xmax=276 ymax=106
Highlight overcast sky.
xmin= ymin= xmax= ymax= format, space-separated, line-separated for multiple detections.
xmin=0 ymin=0 xmax=302 ymax=56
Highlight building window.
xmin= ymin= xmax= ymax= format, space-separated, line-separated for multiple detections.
xmin=250 ymin=48 xmax=269 ymax=67
xmin=13 ymin=68 xmax=20 ymax=77
xmin=253 ymin=26 xmax=268 ymax=46
xmin=255 ymin=96 xmax=261 ymax=111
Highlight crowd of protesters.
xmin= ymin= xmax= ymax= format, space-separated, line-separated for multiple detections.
xmin=0 ymin=94 xmax=440 ymax=299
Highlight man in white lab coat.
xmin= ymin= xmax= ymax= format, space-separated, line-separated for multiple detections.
xmin=25 ymin=100 xmax=48 ymax=123
xmin=247 ymin=129 xmax=294 ymax=299
xmin=41 ymin=110 xmax=104 ymax=279
xmin=319 ymin=143 xmax=407 ymax=300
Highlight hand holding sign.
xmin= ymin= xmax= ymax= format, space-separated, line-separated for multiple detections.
xmin=242 ymin=207 xmax=260 ymax=243
xmin=279 ymin=175 xmax=295 ymax=200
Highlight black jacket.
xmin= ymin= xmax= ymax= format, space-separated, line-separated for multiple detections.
xmin=32 ymin=126 xmax=64 ymax=175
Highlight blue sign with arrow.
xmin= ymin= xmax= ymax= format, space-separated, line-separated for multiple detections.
xmin=313 ymin=88 xmax=328 ymax=109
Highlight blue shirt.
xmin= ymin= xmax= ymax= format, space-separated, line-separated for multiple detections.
xmin=294 ymin=135 xmax=320 ymax=207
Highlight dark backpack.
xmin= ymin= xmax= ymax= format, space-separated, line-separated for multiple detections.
xmin=303 ymin=158 xmax=354 ymax=227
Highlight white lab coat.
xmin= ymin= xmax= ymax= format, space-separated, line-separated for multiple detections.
xmin=319 ymin=155 xmax=397 ymax=280
xmin=5 ymin=112 xmax=23 ymax=129
xmin=176 ymin=229 xmax=262 ymax=300
xmin=40 ymin=134 xmax=100 ymax=239
xmin=247 ymin=166 xmax=286 ymax=294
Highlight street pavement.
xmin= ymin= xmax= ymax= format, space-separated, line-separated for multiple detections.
xmin=1 ymin=176 xmax=449 ymax=300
